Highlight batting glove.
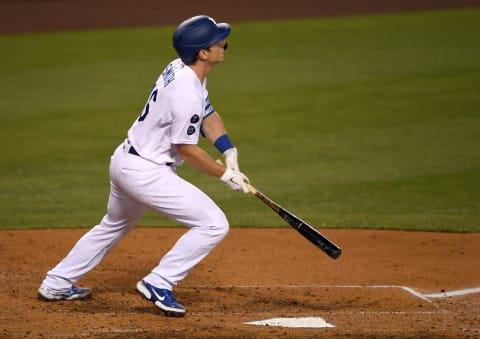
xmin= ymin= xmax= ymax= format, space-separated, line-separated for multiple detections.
xmin=223 ymin=147 xmax=239 ymax=171
xmin=220 ymin=167 xmax=250 ymax=193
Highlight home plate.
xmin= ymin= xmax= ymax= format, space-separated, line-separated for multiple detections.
xmin=244 ymin=317 xmax=335 ymax=328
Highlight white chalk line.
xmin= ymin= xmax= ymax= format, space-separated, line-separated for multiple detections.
xmin=423 ymin=287 xmax=480 ymax=298
xmin=181 ymin=284 xmax=480 ymax=302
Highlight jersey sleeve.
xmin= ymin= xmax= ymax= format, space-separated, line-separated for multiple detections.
xmin=170 ymin=96 xmax=203 ymax=145
xmin=204 ymin=96 xmax=215 ymax=118
xmin=200 ymin=95 xmax=216 ymax=137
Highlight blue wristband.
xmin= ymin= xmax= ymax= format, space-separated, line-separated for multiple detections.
xmin=214 ymin=134 xmax=234 ymax=153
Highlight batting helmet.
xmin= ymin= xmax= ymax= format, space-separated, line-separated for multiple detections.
xmin=173 ymin=15 xmax=231 ymax=65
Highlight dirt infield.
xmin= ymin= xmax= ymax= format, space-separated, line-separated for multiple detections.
xmin=1 ymin=228 xmax=479 ymax=337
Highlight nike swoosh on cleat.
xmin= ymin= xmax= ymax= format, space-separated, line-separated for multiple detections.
xmin=151 ymin=288 xmax=166 ymax=301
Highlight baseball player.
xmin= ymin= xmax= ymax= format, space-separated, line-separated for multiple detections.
xmin=38 ymin=15 xmax=249 ymax=317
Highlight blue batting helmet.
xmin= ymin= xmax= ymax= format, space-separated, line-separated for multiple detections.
xmin=173 ymin=15 xmax=231 ymax=65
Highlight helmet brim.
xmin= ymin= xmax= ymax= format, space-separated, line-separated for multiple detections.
xmin=209 ymin=23 xmax=231 ymax=46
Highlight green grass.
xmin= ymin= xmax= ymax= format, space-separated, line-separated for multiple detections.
xmin=1 ymin=8 xmax=479 ymax=231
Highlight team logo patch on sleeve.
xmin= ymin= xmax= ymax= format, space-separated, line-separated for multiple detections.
xmin=187 ymin=126 xmax=196 ymax=135
xmin=190 ymin=114 xmax=200 ymax=123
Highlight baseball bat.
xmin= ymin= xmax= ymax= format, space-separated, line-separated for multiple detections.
xmin=246 ymin=184 xmax=342 ymax=259
xmin=216 ymin=159 xmax=341 ymax=259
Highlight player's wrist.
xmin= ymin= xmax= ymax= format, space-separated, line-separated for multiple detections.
xmin=222 ymin=147 xmax=237 ymax=157
xmin=214 ymin=134 xmax=234 ymax=153
xmin=223 ymin=147 xmax=239 ymax=171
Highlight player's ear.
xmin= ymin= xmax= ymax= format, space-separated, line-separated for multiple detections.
xmin=198 ymin=49 xmax=209 ymax=61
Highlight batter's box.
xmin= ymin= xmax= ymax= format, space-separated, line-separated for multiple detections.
xmin=174 ymin=285 xmax=454 ymax=336
xmin=178 ymin=285 xmax=437 ymax=316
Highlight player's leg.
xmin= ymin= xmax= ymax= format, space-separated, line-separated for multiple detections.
xmin=144 ymin=188 xmax=229 ymax=290
xmin=39 ymin=145 xmax=148 ymax=297
xmin=126 ymin=167 xmax=228 ymax=316
xmin=39 ymin=181 xmax=147 ymax=296
xmin=144 ymin=177 xmax=229 ymax=290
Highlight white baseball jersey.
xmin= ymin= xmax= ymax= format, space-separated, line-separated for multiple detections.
xmin=127 ymin=58 xmax=215 ymax=166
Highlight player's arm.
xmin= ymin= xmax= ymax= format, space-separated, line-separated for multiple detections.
xmin=177 ymin=144 xmax=224 ymax=177
xmin=202 ymin=112 xmax=240 ymax=171
xmin=177 ymin=143 xmax=249 ymax=193
xmin=201 ymin=112 xmax=227 ymax=144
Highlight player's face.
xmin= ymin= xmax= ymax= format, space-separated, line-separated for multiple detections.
xmin=206 ymin=40 xmax=228 ymax=63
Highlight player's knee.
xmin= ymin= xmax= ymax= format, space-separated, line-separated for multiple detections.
xmin=208 ymin=211 xmax=229 ymax=240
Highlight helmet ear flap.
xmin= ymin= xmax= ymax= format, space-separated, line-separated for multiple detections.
xmin=173 ymin=15 xmax=231 ymax=64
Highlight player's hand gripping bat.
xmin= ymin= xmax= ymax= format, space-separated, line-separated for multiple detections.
xmin=216 ymin=160 xmax=341 ymax=259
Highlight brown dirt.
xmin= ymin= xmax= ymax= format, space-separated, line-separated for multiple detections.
xmin=1 ymin=228 xmax=479 ymax=338
xmin=1 ymin=0 xmax=479 ymax=34
xmin=2 ymin=1 xmax=480 ymax=338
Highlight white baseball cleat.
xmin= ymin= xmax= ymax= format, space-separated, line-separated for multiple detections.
xmin=38 ymin=286 xmax=92 ymax=301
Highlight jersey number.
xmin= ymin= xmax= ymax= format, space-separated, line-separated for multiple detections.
xmin=138 ymin=88 xmax=158 ymax=122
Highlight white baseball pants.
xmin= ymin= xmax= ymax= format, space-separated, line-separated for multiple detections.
xmin=41 ymin=142 xmax=229 ymax=293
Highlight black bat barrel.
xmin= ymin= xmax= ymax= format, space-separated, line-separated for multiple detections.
xmin=296 ymin=224 xmax=342 ymax=259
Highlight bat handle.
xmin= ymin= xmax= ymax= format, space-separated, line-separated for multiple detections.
xmin=246 ymin=183 xmax=257 ymax=194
